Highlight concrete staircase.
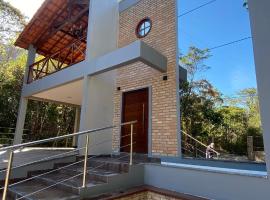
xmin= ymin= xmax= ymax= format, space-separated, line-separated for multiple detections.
xmin=5 ymin=155 xmax=159 ymax=200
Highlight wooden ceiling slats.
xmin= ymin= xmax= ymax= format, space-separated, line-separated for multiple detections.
xmin=15 ymin=0 xmax=89 ymax=63
xmin=33 ymin=0 xmax=70 ymax=46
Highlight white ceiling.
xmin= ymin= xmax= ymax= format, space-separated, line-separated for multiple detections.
xmin=32 ymin=79 xmax=83 ymax=106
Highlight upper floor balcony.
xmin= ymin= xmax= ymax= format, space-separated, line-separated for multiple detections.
xmin=15 ymin=0 xmax=169 ymax=102
xmin=27 ymin=36 xmax=86 ymax=83
xmin=15 ymin=0 xmax=90 ymax=84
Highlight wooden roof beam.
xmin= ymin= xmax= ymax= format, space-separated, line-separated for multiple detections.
xmin=35 ymin=7 xmax=89 ymax=48
xmin=74 ymin=0 xmax=89 ymax=5
xmin=32 ymin=2 xmax=70 ymax=47
xmin=59 ymin=30 xmax=87 ymax=43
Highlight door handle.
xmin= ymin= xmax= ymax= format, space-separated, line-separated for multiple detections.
xmin=142 ymin=103 xmax=145 ymax=131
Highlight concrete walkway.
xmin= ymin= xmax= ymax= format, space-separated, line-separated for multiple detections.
xmin=0 ymin=148 xmax=76 ymax=170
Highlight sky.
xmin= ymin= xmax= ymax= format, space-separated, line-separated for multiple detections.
xmin=8 ymin=0 xmax=257 ymax=97
xmin=178 ymin=0 xmax=257 ymax=97
xmin=7 ymin=0 xmax=45 ymax=19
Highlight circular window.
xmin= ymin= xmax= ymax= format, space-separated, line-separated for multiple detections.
xmin=136 ymin=18 xmax=152 ymax=38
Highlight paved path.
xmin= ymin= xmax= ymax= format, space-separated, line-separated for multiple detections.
xmin=0 ymin=148 xmax=76 ymax=169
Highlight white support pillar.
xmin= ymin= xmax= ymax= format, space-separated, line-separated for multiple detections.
xmin=72 ymin=107 xmax=81 ymax=147
xmin=13 ymin=45 xmax=36 ymax=145
xmin=85 ymin=0 xmax=119 ymax=61
xmin=77 ymin=0 xmax=119 ymax=155
xmin=78 ymin=76 xmax=90 ymax=149
xmin=248 ymin=0 xmax=270 ymax=175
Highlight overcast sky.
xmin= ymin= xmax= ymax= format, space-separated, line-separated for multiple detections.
xmin=7 ymin=0 xmax=45 ymax=19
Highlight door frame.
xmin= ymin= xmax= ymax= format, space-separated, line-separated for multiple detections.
xmin=120 ymin=86 xmax=152 ymax=156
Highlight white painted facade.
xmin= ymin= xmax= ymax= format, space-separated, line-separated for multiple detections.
xmin=77 ymin=0 xmax=119 ymax=154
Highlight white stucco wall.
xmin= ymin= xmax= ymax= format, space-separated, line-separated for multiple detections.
xmin=78 ymin=71 xmax=116 ymax=154
xmin=248 ymin=0 xmax=270 ymax=175
xmin=86 ymin=0 xmax=119 ymax=61
xmin=78 ymin=0 xmax=119 ymax=154
xmin=145 ymin=164 xmax=270 ymax=200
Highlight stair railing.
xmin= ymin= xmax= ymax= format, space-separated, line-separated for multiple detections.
xmin=0 ymin=121 xmax=137 ymax=200
xmin=181 ymin=130 xmax=220 ymax=159
xmin=0 ymin=127 xmax=29 ymax=147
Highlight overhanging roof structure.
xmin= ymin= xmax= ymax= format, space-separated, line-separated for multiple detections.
xmin=15 ymin=0 xmax=89 ymax=58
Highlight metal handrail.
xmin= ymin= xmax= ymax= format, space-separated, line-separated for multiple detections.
xmin=0 ymin=121 xmax=136 ymax=152
xmin=0 ymin=127 xmax=29 ymax=131
xmin=0 ymin=131 xmax=135 ymax=174
xmin=16 ymin=153 xmax=132 ymax=200
xmin=1 ymin=159 xmax=85 ymax=190
xmin=0 ymin=147 xmax=83 ymax=174
xmin=181 ymin=130 xmax=220 ymax=156
xmin=183 ymin=142 xmax=206 ymax=155
xmin=1 ymin=121 xmax=137 ymax=200
xmin=0 ymin=133 xmax=27 ymax=147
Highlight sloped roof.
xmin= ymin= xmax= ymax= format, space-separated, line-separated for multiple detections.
xmin=15 ymin=0 xmax=89 ymax=57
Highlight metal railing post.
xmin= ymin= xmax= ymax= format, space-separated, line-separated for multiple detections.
xmin=129 ymin=124 xmax=134 ymax=166
xmin=82 ymin=135 xmax=89 ymax=188
xmin=2 ymin=150 xmax=14 ymax=200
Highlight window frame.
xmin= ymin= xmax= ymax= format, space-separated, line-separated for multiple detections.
xmin=136 ymin=17 xmax=152 ymax=38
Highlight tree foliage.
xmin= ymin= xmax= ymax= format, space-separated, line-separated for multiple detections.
xmin=180 ymin=47 xmax=263 ymax=155
xmin=0 ymin=2 xmax=76 ymax=146
xmin=0 ymin=0 xmax=26 ymax=42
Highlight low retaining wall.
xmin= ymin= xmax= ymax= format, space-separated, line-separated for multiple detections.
xmin=145 ymin=164 xmax=270 ymax=200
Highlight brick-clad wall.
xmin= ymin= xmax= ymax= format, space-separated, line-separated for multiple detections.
xmin=114 ymin=191 xmax=147 ymax=200
xmin=114 ymin=191 xmax=183 ymax=200
xmin=113 ymin=0 xmax=179 ymax=156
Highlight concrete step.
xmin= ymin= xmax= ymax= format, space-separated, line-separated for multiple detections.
xmin=0 ymin=154 xmax=78 ymax=181
xmin=60 ymin=159 xmax=129 ymax=174
xmin=80 ymin=165 xmax=144 ymax=199
xmin=5 ymin=155 xmax=155 ymax=200
xmin=8 ymin=179 xmax=79 ymax=200
xmin=110 ymin=153 xmax=161 ymax=164
xmin=34 ymin=168 xmax=118 ymax=193
xmin=6 ymin=157 xmax=133 ymax=200
xmin=61 ymin=167 xmax=122 ymax=182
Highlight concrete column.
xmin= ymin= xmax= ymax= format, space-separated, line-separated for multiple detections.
xmin=13 ymin=45 xmax=36 ymax=145
xmin=78 ymin=72 xmax=116 ymax=155
xmin=248 ymin=0 xmax=270 ymax=175
xmin=78 ymin=76 xmax=90 ymax=153
xmin=85 ymin=0 xmax=119 ymax=61
xmin=72 ymin=107 xmax=81 ymax=147
xmin=77 ymin=0 xmax=119 ymax=155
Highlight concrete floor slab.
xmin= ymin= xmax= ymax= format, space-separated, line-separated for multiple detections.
xmin=0 ymin=148 xmax=76 ymax=170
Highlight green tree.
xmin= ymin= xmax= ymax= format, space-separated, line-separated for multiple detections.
xmin=0 ymin=0 xmax=26 ymax=42
xmin=180 ymin=47 xmax=263 ymax=156
xmin=217 ymin=106 xmax=248 ymax=154
xmin=238 ymin=88 xmax=261 ymax=128
xmin=180 ymin=47 xmax=223 ymax=140
xmin=0 ymin=2 xmax=76 ymax=146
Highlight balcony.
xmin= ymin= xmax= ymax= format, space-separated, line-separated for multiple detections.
xmin=27 ymin=36 xmax=87 ymax=84
xmin=13 ymin=0 xmax=90 ymax=84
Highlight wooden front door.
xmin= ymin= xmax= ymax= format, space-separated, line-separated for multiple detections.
xmin=121 ymin=88 xmax=149 ymax=154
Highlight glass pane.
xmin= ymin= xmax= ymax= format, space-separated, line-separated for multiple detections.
xmin=145 ymin=21 xmax=151 ymax=29
xmin=145 ymin=27 xmax=151 ymax=34
xmin=139 ymin=30 xmax=144 ymax=36
xmin=139 ymin=25 xmax=144 ymax=32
